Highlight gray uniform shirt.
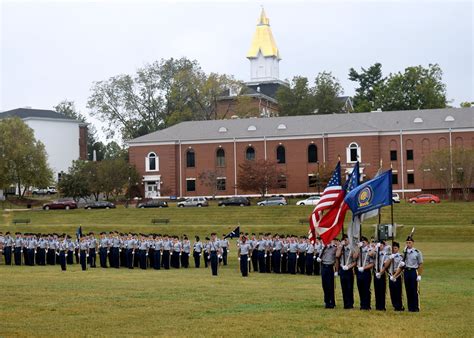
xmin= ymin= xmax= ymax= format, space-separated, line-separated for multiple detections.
xmin=240 ymin=243 xmax=251 ymax=255
xmin=273 ymin=240 xmax=283 ymax=251
xmin=321 ymin=245 xmax=336 ymax=265
xmin=404 ymin=248 xmax=423 ymax=268
xmin=193 ymin=241 xmax=202 ymax=252
xmin=288 ymin=242 xmax=298 ymax=253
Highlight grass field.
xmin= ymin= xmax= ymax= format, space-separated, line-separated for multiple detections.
xmin=1 ymin=202 xmax=473 ymax=336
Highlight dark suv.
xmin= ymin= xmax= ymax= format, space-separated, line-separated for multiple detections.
xmin=218 ymin=197 xmax=250 ymax=207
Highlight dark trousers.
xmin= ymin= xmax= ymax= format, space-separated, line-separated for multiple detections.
xmin=314 ymin=255 xmax=320 ymax=275
xmin=4 ymin=247 xmax=12 ymax=265
xmin=265 ymin=252 xmax=271 ymax=273
xmin=374 ymin=272 xmax=386 ymax=310
xmin=37 ymin=248 xmax=46 ymax=265
xmin=181 ymin=252 xmax=189 ymax=268
xmin=59 ymin=251 xmax=67 ymax=271
xmin=80 ymin=250 xmax=87 ymax=271
xmin=67 ymin=250 xmax=74 ymax=264
xmin=210 ymin=252 xmax=218 ymax=276
xmin=120 ymin=249 xmax=126 ymax=267
xmin=134 ymin=250 xmax=139 ymax=267
xmin=340 ymin=268 xmax=354 ymax=309
xmin=251 ymin=252 xmax=258 ymax=272
xmin=139 ymin=250 xmax=147 ymax=269
xmin=258 ymin=251 xmax=266 ymax=273
xmin=281 ymin=253 xmax=288 ymax=273
xmin=171 ymin=251 xmax=180 ymax=268
xmin=305 ymin=254 xmax=314 ymax=275
xmin=193 ymin=251 xmax=201 ymax=268
xmin=162 ymin=250 xmax=170 ymax=269
xmin=14 ymin=247 xmax=22 ymax=265
xmin=89 ymin=248 xmax=96 ymax=267
xmin=148 ymin=248 xmax=155 ymax=268
xmin=288 ymin=252 xmax=297 ymax=274
xmin=298 ymin=253 xmax=306 ymax=274
xmin=23 ymin=248 xmax=28 ymax=265
xmin=389 ymin=275 xmax=404 ymax=311
xmin=47 ymin=249 xmax=56 ymax=265
xmin=404 ymin=269 xmax=420 ymax=312
xmin=154 ymin=250 xmax=161 ymax=270
xmin=356 ymin=269 xmax=372 ymax=310
xmin=273 ymin=250 xmax=281 ymax=273
xmin=321 ymin=264 xmax=335 ymax=308
xmin=204 ymin=252 xmax=209 ymax=268
xmin=240 ymin=254 xmax=249 ymax=276
xmin=126 ymin=249 xmax=134 ymax=269
xmin=222 ymin=247 xmax=228 ymax=265
xmin=111 ymin=247 xmax=119 ymax=268
xmin=99 ymin=248 xmax=108 ymax=268
xmin=27 ymin=249 xmax=35 ymax=266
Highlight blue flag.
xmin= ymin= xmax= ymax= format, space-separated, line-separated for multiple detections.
xmin=344 ymin=170 xmax=393 ymax=216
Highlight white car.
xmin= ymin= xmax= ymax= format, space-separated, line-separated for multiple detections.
xmin=296 ymin=195 xmax=321 ymax=206
xmin=392 ymin=193 xmax=400 ymax=203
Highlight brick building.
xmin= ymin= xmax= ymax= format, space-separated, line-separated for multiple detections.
xmin=127 ymin=107 xmax=474 ymax=199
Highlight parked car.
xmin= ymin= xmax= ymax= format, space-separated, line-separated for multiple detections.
xmin=409 ymin=194 xmax=440 ymax=204
xmin=218 ymin=197 xmax=250 ymax=207
xmin=257 ymin=196 xmax=288 ymax=206
xmin=177 ymin=197 xmax=209 ymax=207
xmin=32 ymin=186 xmax=57 ymax=195
xmin=136 ymin=200 xmax=168 ymax=208
xmin=84 ymin=201 xmax=116 ymax=209
xmin=392 ymin=193 xmax=400 ymax=203
xmin=43 ymin=200 xmax=77 ymax=210
xmin=296 ymin=195 xmax=321 ymax=206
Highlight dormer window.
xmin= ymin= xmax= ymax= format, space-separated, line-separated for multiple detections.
xmin=248 ymin=125 xmax=257 ymax=131
xmin=414 ymin=117 xmax=423 ymax=123
xmin=277 ymin=124 xmax=287 ymax=130
xmin=445 ymin=115 xmax=455 ymax=122
xmin=218 ymin=127 xmax=228 ymax=133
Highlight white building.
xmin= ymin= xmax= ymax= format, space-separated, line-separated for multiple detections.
xmin=0 ymin=108 xmax=88 ymax=182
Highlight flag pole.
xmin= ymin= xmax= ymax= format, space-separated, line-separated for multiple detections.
xmin=390 ymin=161 xmax=394 ymax=246
xmin=338 ymin=155 xmax=345 ymax=237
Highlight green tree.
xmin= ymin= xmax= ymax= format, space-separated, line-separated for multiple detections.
xmin=276 ymin=76 xmax=316 ymax=116
xmin=313 ymin=71 xmax=344 ymax=114
xmin=0 ymin=118 xmax=53 ymax=197
xmin=58 ymin=160 xmax=91 ymax=201
xmin=460 ymin=101 xmax=472 ymax=108
xmin=98 ymin=159 xmax=140 ymax=200
xmin=103 ymin=141 xmax=127 ymax=160
xmin=348 ymin=62 xmax=385 ymax=112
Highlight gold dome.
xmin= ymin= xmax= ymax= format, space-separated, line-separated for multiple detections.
xmin=246 ymin=8 xmax=281 ymax=60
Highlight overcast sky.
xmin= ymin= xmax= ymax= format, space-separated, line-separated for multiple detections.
xmin=1 ymin=0 xmax=472 ymax=140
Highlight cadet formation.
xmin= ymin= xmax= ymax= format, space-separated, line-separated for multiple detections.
xmin=0 ymin=231 xmax=423 ymax=312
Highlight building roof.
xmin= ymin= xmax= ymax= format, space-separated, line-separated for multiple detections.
xmin=128 ymin=107 xmax=474 ymax=145
xmin=246 ymin=9 xmax=281 ymax=60
xmin=0 ymin=108 xmax=83 ymax=123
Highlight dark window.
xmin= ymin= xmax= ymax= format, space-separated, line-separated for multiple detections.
xmin=246 ymin=147 xmax=255 ymax=161
xmin=350 ymin=147 xmax=358 ymax=162
xmin=186 ymin=150 xmax=195 ymax=168
xmin=390 ymin=150 xmax=397 ymax=161
xmin=308 ymin=144 xmax=318 ymax=163
xmin=217 ymin=178 xmax=226 ymax=191
xmin=392 ymin=173 xmax=398 ymax=185
xmin=278 ymin=175 xmax=287 ymax=189
xmin=148 ymin=153 xmax=156 ymax=171
xmin=216 ymin=148 xmax=225 ymax=167
xmin=406 ymin=149 xmax=414 ymax=161
xmin=407 ymin=173 xmax=415 ymax=184
xmin=308 ymin=175 xmax=318 ymax=187
xmin=276 ymin=145 xmax=286 ymax=164
xmin=186 ymin=179 xmax=195 ymax=192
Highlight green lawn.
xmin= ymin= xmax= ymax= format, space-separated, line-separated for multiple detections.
xmin=1 ymin=202 xmax=473 ymax=336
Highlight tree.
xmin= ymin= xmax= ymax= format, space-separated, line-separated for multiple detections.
xmin=313 ymin=72 xmax=344 ymax=114
xmin=233 ymin=95 xmax=260 ymax=118
xmin=0 ymin=118 xmax=53 ymax=197
xmin=103 ymin=141 xmax=127 ymax=160
xmin=348 ymin=62 xmax=385 ymax=112
xmin=237 ymin=160 xmax=285 ymax=197
xmin=88 ymin=57 xmax=241 ymax=140
xmin=276 ymin=76 xmax=316 ymax=116
xmin=57 ymin=160 xmax=91 ymax=201
xmin=198 ymin=169 xmax=225 ymax=199
xmin=310 ymin=162 xmax=336 ymax=193
xmin=98 ymin=159 xmax=139 ymax=200
xmin=460 ymin=102 xmax=472 ymax=108
xmin=452 ymin=148 xmax=474 ymax=201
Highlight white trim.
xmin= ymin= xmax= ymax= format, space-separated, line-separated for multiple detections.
xmin=186 ymin=177 xmax=196 ymax=180
xmin=393 ymin=189 xmax=422 ymax=193
xmin=21 ymin=117 xmax=84 ymax=125
xmin=233 ymin=138 xmax=237 ymax=195
xmin=179 ymin=141 xmax=182 ymax=197
xmin=400 ymin=130 xmax=405 ymax=199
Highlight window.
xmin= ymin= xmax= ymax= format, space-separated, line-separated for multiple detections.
xmin=392 ymin=174 xmax=398 ymax=185
xmin=216 ymin=148 xmax=225 ymax=167
xmin=216 ymin=178 xmax=226 ymax=191
xmin=246 ymin=147 xmax=255 ymax=161
xmin=277 ymin=124 xmax=287 ymax=130
xmin=406 ymin=149 xmax=414 ymax=161
xmin=146 ymin=152 xmax=158 ymax=171
xmin=218 ymin=127 xmax=227 ymax=133
xmin=186 ymin=150 xmax=195 ymax=168
xmin=308 ymin=174 xmax=318 ymax=187
xmin=346 ymin=142 xmax=361 ymax=163
xmin=278 ymin=175 xmax=287 ymax=189
xmin=247 ymin=125 xmax=256 ymax=131
xmin=186 ymin=179 xmax=195 ymax=192
xmin=390 ymin=150 xmax=397 ymax=161
xmin=276 ymin=145 xmax=286 ymax=164
xmin=308 ymin=144 xmax=318 ymax=163
xmin=407 ymin=173 xmax=415 ymax=184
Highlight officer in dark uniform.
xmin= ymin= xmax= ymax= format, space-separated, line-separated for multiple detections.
xmin=319 ymin=239 xmax=337 ymax=308
xmin=336 ymin=234 xmax=356 ymax=309
xmin=208 ymin=233 xmax=221 ymax=276
xmin=400 ymin=235 xmax=423 ymax=312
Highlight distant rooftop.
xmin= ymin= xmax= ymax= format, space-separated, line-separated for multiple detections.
xmin=0 ymin=108 xmax=82 ymax=123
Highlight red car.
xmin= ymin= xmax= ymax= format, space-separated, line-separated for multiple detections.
xmin=409 ymin=194 xmax=440 ymax=204
xmin=43 ymin=200 xmax=77 ymax=210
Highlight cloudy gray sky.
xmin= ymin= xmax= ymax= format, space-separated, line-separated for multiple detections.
xmin=1 ymin=0 xmax=473 ymax=139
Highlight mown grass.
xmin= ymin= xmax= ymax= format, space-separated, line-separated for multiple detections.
xmin=1 ymin=202 xmax=473 ymax=336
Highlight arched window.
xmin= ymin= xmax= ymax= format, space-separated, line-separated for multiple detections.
xmin=216 ymin=148 xmax=225 ymax=167
xmin=308 ymin=144 xmax=318 ymax=163
xmin=346 ymin=142 xmax=361 ymax=163
xmin=246 ymin=147 xmax=255 ymax=161
xmin=276 ymin=145 xmax=286 ymax=164
xmin=186 ymin=149 xmax=195 ymax=168
xmin=146 ymin=152 xmax=158 ymax=171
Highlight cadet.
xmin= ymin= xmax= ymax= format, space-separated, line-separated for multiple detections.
xmin=162 ymin=235 xmax=171 ymax=269
xmin=272 ymin=234 xmax=282 ymax=273
xmin=256 ymin=234 xmax=267 ymax=273
xmin=78 ymin=236 xmax=89 ymax=271
xmin=384 ymin=241 xmax=405 ymax=311
xmin=220 ymin=235 xmax=229 ymax=266
xmin=297 ymin=236 xmax=307 ymax=274
xmin=153 ymin=235 xmax=163 ymax=270
xmin=110 ymin=232 xmax=121 ymax=268
xmin=305 ymin=237 xmax=315 ymax=276
xmin=336 ymin=235 xmax=356 ymax=309
xmin=265 ymin=234 xmax=272 ymax=273
xmin=88 ymin=232 xmax=98 ymax=268
xmin=287 ymin=236 xmax=298 ymax=274
xmin=26 ymin=233 xmax=37 ymax=266
xmin=148 ymin=234 xmax=155 ymax=268
xmin=355 ymin=236 xmax=374 ymax=310
xmin=181 ymin=236 xmax=191 ymax=268
xmin=66 ymin=236 xmax=75 ymax=265
xmin=238 ymin=235 xmax=251 ymax=277
xmin=99 ymin=232 xmax=109 ymax=268
xmin=58 ymin=235 xmax=68 ymax=271
xmin=281 ymin=236 xmax=289 ymax=273
xmin=138 ymin=234 xmax=149 ymax=270
xmin=314 ymin=238 xmax=322 ymax=276
xmin=319 ymin=239 xmax=337 ymax=309
xmin=3 ymin=232 xmax=13 ymax=265
xmin=13 ymin=232 xmax=23 ymax=265
xmin=171 ymin=236 xmax=182 ymax=269
xmin=249 ymin=234 xmax=259 ymax=272
xmin=400 ymin=235 xmax=423 ymax=312
xmin=193 ymin=236 xmax=202 ymax=268
xmin=208 ymin=233 xmax=222 ymax=276
xmin=373 ymin=240 xmax=390 ymax=311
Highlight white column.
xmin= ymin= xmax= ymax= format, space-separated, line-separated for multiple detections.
xmin=233 ymin=138 xmax=237 ymax=196
xmin=179 ymin=141 xmax=182 ymax=197
xmin=400 ymin=130 xmax=405 ymax=199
